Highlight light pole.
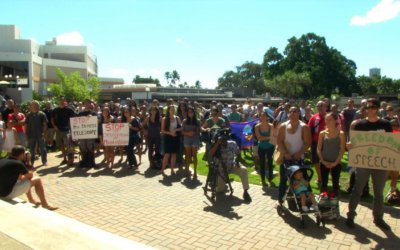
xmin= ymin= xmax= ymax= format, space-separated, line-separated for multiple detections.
xmin=145 ymin=87 xmax=150 ymax=102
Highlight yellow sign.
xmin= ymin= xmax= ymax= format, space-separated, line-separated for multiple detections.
xmin=349 ymin=131 xmax=400 ymax=171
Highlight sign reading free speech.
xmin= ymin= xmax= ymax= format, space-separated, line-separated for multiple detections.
xmin=349 ymin=130 xmax=400 ymax=171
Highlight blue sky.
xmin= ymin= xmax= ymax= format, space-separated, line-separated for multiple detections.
xmin=2 ymin=0 xmax=399 ymax=88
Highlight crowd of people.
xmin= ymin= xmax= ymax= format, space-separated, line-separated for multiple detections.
xmin=0 ymin=95 xmax=399 ymax=230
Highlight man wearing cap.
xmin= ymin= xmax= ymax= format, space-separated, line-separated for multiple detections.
xmin=346 ymin=98 xmax=393 ymax=231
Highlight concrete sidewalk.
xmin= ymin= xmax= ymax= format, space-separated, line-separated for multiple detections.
xmin=0 ymin=198 xmax=151 ymax=250
xmin=1 ymin=151 xmax=399 ymax=249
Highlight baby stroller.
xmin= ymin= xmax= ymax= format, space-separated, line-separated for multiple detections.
xmin=277 ymin=160 xmax=324 ymax=228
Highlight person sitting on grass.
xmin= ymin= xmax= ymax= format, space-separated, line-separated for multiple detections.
xmin=292 ymin=169 xmax=318 ymax=212
xmin=0 ymin=145 xmax=58 ymax=210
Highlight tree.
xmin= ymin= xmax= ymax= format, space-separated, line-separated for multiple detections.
xmin=132 ymin=75 xmax=161 ymax=86
xmin=357 ymin=75 xmax=377 ymax=95
xmin=262 ymin=33 xmax=358 ymax=97
xmin=357 ymin=75 xmax=400 ymax=95
xmin=262 ymin=47 xmax=284 ymax=79
xmin=217 ymin=61 xmax=265 ymax=95
xmin=165 ymin=70 xmax=180 ymax=87
xmin=48 ymin=68 xmax=100 ymax=101
xmin=264 ymin=71 xmax=312 ymax=98
xmin=194 ymin=80 xmax=201 ymax=89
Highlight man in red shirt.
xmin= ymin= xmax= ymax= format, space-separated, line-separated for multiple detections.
xmin=307 ymin=100 xmax=327 ymax=184
xmin=8 ymin=104 xmax=26 ymax=147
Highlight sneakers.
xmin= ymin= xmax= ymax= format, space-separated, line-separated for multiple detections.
xmin=374 ymin=219 xmax=391 ymax=231
xmin=302 ymin=206 xmax=309 ymax=212
xmin=243 ymin=190 xmax=252 ymax=203
xmin=346 ymin=218 xmax=355 ymax=228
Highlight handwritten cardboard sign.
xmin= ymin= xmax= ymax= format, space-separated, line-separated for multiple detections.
xmin=70 ymin=116 xmax=98 ymax=140
xmin=349 ymin=130 xmax=400 ymax=171
xmin=102 ymin=123 xmax=129 ymax=146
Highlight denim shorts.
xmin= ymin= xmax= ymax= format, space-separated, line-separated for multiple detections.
xmin=184 ymin=136 xmax=200 ymax=148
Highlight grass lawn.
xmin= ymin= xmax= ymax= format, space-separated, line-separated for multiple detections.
xmin=195 ymin=151 xmax=398 ymax=206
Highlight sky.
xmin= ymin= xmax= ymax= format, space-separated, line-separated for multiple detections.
xmin=1 ymin=0 xmax=399 ymax=88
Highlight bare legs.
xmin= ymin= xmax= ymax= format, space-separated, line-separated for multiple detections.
xmin=160 ymin=153 xmax=176 ymax=175
xmin=29 ymin=177 xmax=58 ymax=210
xmin=104 ymin=146 xmax=115 ymax=168
xmin=184 ymin=146 xmax=198 ymax=178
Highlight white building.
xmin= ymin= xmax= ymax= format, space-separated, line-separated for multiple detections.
xmin=369 ymin=68 xmax=381 ymax=77
xmin=0 ymin=25 xmax=98 ymax=103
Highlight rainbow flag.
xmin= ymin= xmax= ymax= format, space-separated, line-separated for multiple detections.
xmin=229 ymin=119 xmax=259 ymax=148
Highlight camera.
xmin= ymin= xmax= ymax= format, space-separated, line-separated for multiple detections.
xmin=211 ymin=128 xmax=231 ymax=144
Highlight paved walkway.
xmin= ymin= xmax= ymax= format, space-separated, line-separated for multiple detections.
xmin=5 ymin=151 xmax=400 ymax=249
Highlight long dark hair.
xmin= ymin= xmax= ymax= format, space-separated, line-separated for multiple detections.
xmin=149 ymin=106 xmax=160 ymax=124
xmin=177 ymin=101 xmax=188 ymax=120
xmin=186 ymin=106 xmax=199 ymax=126
xmin=165 ymin=105 xmax=175 ymax=131
xmin=120 ymin=106 xmax=131 ymax=123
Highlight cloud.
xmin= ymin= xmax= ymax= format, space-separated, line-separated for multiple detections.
xmin=176 ymin=37 xmax=184 ymax=43
xmin=350 ymin=0 xmax=400 ymax=26
xmin=56 ymin=31 xmax=85 ymax=45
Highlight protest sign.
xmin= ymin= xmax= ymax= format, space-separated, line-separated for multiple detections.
xmin=349 ymin=130 xmax=400 ymax=171
xmin=70 ymin=116 xmax=98 ymax=140
xmin=102 ymin=123 xmax=129 ymax=146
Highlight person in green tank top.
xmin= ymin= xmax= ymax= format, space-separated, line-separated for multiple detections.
xmin=254 ymin=111 xmax=275 ymax=188
xmin=228 ymin=104 xmax=244 ymax=122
